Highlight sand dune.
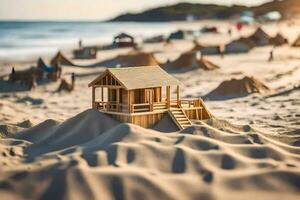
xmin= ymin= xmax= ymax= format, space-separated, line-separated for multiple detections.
xmin=205 ymin=76 xmax=271 ymax=100
xmin=92 ymin=51 xmax=160 ymax=67
xmin=13 ymin=109 xmax=120 ymax=157
xmin=0 ymin=109 xmax=299 ymax=200
xmin=166 ymin=51 xmax=220 ymax=71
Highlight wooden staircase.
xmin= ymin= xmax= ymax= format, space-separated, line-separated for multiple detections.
xmin=168 ymin=108 xmax=192 ymax=130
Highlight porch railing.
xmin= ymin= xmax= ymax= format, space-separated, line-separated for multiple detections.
xmin=94 ymin=101 xmax=128 ymax=112
xmin=94 ymin=98 xmax=204 ymax=113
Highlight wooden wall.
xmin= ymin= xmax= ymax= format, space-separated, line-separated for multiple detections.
xmin=105 ymin=112 xmax=165 ymax=128
xmin=130 ymin=87 xmax=162 ymax=104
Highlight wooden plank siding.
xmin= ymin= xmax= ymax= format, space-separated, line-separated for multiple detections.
xmin=105 ymin=111 xmax=166 ymax=128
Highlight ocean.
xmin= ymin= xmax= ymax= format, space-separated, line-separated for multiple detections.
xmin=0 ymin=21 xmax=180 ymax=62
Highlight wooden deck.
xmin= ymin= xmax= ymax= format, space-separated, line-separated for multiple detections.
xmin=94 ymin=99 xmax=203 ymax=112
xmin=95 ymin=98 xmax=211 ymax=130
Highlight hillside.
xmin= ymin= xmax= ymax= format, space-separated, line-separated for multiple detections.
xmin=252 ymin=0 xmax=300 ymax=19
xmin=109 ymin=0 xmax=300 ymax=22
xmin=109 ymin=3 xmax=248 ymax=22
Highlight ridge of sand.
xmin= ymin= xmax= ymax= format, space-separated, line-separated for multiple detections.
xmin=0 ymin=109 xmax=299 ymax=200
xmin=205 ymin=76 xmax=271 ymax=100
xmin=12 ymin=109 xmax=120 ymax=157
xmin=92 ymin=51 xmax=160 ymax=67
xmin=167 ymin=51 xmax=220 ymax=70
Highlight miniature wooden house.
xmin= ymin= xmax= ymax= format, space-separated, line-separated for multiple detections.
xmin=89 ymin=66 xmax=211 ymax=130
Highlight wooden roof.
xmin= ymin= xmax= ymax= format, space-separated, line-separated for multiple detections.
xmin=114 ymin=32 xmax=134 ymax=40
xmin=88 ymin=66 xmax=180 ymax=90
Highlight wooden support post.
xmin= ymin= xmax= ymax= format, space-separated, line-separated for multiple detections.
xmin=176 ymin=85 xmax=180 ymax=107
xmin=92 ymin=87 xmax=95 ymax=108
xmin=128 ymin=90 xmax=131 ymax=113
xmin=108 ymin=89 xmax=111 ymax=111
xmin=166 ymin=86 xmax=170 ymax=108
xmin=159 ymin=87 xmax=162 ymax=102
xmin=196 ymin=109 xmax=199 ymax=120
xmin=116 ymin=89 xmax=120 ymax=111
xmin=150 ymin=96 xmax=153 ymax=111
xmin=101 ymin=87 xmax=104 ymax=102
xmin=200 ymin=108 xmax=203 ymax=120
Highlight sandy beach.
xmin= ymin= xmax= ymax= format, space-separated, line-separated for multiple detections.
xmin=0 ymin=19 xmax=300 ymax=199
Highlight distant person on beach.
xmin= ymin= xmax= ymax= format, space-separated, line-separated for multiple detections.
xmin=228 ymin=28 xmax=232 ymax=36
xmin=79 ymin=39 xmax=82 ymax=49
xmin=236 ymin=22 xmax=243 ymax=32
xmin=10 ymin=67 xmax=15 ymax=82
xmin=71 ymin=73 xmax=75 ymax=86
xmin=268 ymin=48 xmax=275 ymax=62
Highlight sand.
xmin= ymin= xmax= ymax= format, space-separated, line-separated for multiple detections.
xmin=0 ymin=109 xmax=299 ymax=200
xmin=0 ymin=20 xmax=300 ymax=200
xmin=205 ymin=76 xmax=271 ymax=100
xmin=166 ymin=51 xmax=220 ymax=71
xmin=91 ymin=51 xmax=160 ymax=67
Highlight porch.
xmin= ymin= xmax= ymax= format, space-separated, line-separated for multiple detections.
xmin=93 ymin=98 xmax=206 ymax=113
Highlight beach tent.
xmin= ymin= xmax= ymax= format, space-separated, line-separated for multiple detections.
xmin=225 ymin=37 xmax=256 ymax=54
xmin=96 ymin=51 xmax=160 ymax=67
xmin=205 ymin=76 xmax=271 ymax=100
xmin=50 ymin=51 xmax=74 ymax=66
xmin=200 ymin=26 xmax=219 ymax=33
xmin=168 ymin=30 xmax=186 ymax=40
xmin=168 ymin=51 xmax=219 ymax=70
xmin=247 ymin=27 xmax=271 ymax=46
xmin=37 ymin=58 xmax=62 ymax=81
xmin=261 ymin=11 xmax=282 ymax=22
xmin=113 ymin=32 xmax=136 ymax=48
xmin=37 ymin=58 xmax=55 ymax=73
xmin=239 ymin=15 xmax=254 ymax=25
xmin=292 ymin=35 xmax=300 ymax=47
xmin=239 ymin=11 xmax=254 ymax=25
xmin=269 ymin=33 xmax=288 ymax=46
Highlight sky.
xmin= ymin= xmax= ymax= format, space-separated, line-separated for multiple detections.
xmin=0 ymin=0 xmax=273 ymax=21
